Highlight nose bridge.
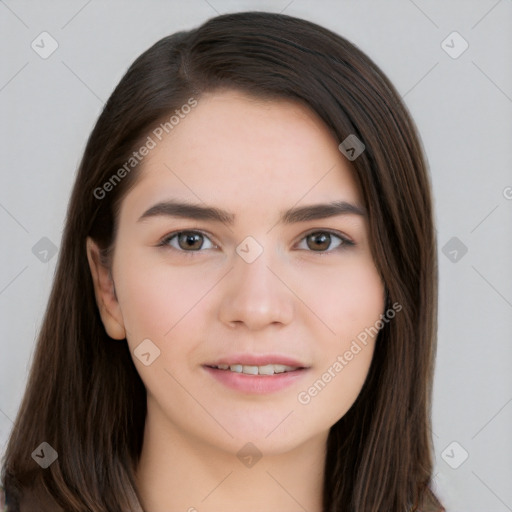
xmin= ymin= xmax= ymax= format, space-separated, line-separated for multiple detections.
xmin=217 ymin=237 xmax=294 ymax=329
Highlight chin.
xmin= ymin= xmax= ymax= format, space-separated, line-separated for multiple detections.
xmin=202 ymin=410 xmax=323 ymax=456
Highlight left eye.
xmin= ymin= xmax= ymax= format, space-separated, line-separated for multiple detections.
xmin=296 ymin=231 xmax=351 ymax=252
xmin=159 ymin=231 xmax=216 ymax=252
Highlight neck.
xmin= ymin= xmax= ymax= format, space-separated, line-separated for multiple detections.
xmin=135 ymin=400 xmax=326 ymax=512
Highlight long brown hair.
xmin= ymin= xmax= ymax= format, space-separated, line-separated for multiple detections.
xmin=1 ymin=11 xmax=443 ymax=511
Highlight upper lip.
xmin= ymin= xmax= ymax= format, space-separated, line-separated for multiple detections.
xmin=205 ymin=353 xmax=309 ymax=368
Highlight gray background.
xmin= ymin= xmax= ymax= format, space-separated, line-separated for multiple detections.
xmin=1 ymin=1 xmax=511 ymax=510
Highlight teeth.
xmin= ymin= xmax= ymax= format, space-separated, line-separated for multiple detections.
xmin=242 ymin=365 xmax=259 ymax=375
xmin=258 ymin=364 xmax=275 ymax=375
xmin=213 ymin=364 xmax=299 ymax=375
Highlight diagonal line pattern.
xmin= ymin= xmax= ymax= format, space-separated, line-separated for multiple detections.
xmin=471 ymin=397 xmax=512 ymax=439
xmin=0 ymin=203 xmax=29 ymax=233
xmin=407 ymin=0 xmax=439 ymax=28
xmin=266 ymin=470 xmax=309 ymax=511
xmin=0 ymin=266 xmax=28 ymax=296
xmin=471 ymin=266 xmax=512 ymax=308
xmin=471 ymin=471 xmax=512 ymax=511
xmin=266 ymin=410 xmax=294 ymax=438
xmin=202 ymin=0 xmax=220 ymax=15
xmin=0 ymin=62 xmax=29 ymax=93
xmin=0 ymin=406 xmax=19 ymax=445
xmin=280 ymin=0 xmax=295 ymax=14
xmin=471 ymin=0 xmax=502 ymax=29
xmin=0 ymin=0 xmax=29 ymax=28
xmin=61 ymin=0 xmax=93 ymax=29
xmin=0 ymin=407 xmax=15 ymax=427
xmin=201 ymin=471 xmax=233 ymax=502
xmin=472 ymin=61 xmax=512 ymax=104
xmin=61 ymin=60 xmax=104 ymax=103
xmin=470 ymin=205 xmax=499 ymax=233
xmin=401 ymin=62 xmax=439 ymax=100
xmin=163 ymin=367 xmax=234 ymax=438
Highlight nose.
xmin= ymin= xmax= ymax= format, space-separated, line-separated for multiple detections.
xmin=217 ymin=246 xmax=294 ymax=331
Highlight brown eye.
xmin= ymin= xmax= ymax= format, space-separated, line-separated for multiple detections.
xmin=177 ymin=232 xmax=203 ymax=250
xmin=297 ymin=230 xmax=353 ymax=253
xmin=160 ymin=231 xmax=216 ymax=252
xmin=306 ymin=232 xmax=332 ymax=251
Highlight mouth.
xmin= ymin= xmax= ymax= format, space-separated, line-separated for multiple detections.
xmin=206 ymin=363 xmax=304 ymax=376
xmin=203 ymin=356 xmax=310 ymax=394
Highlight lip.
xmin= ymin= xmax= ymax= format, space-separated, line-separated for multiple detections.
xmin=206 ymin=353 xmax=308 ymax=368
xmin=202 ymin=353 xmax=310 ymax=394
xmin=203 ymin=365 xmax=309 ymax=394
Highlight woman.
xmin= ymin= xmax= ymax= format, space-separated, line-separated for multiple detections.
xmin=1 ymin=11 xmax=444 ymax=511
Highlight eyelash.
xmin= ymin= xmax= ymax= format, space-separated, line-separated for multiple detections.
xmin=157 ymin=229 xmax=355 ymax=255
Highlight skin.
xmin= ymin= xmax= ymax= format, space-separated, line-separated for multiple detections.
xmin=87 ymin=89 xmax=385 ymax=512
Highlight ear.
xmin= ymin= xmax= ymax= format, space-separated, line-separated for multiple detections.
xmin=86 ymin=237 xmax=126 ymax=340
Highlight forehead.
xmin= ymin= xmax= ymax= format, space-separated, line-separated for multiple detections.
xmin=120 ymin=89 xmax=362 ymax=221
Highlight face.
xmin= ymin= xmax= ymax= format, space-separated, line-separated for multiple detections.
xmin=88 ymin=89 xmax=385 ymax=455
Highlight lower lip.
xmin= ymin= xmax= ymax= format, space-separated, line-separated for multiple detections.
xmin=203 ymin=366 xmax=309 ymax=394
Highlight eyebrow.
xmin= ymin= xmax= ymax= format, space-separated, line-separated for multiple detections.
xmin=137 ymin=199 xmax=367 ymax=225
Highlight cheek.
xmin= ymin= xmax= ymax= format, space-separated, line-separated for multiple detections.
xmin=113 ymin=253 xmax=211 ymax=348
xmin=113 ymin=256 xmax=215 ymax=405
xmin=298 ymin=254 xmax=385 ymax=340
xmin=296 ymin=343 xmax=376 ymax=431
xmin=293 ymin=257 xmax=384 ymax=425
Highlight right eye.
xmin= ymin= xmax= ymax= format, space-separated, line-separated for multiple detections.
xmin=158 ymin=230 xmax=218 ymax=253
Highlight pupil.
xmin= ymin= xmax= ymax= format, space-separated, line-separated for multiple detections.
xmin=310 ymin=233 xmax=329 ymax=251
xmin=181 ymin=233 xmax=201 ymax=249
